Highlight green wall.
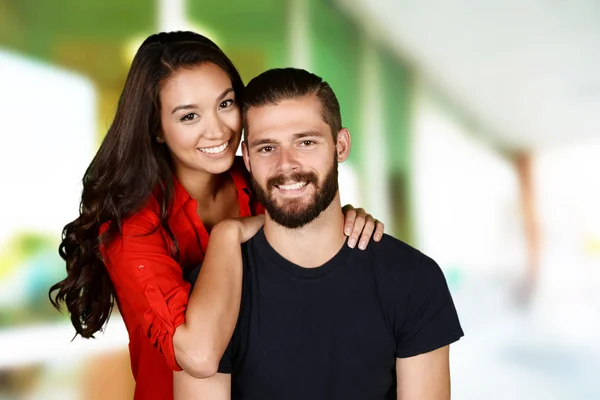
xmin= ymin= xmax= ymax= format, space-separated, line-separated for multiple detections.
xmin=188 ymin=0 xmax=288 ymax=83
xmin=0 ymin=0 xmax=416 ymax=240
xmin=308 ymin=0 xmax=362 ymax=166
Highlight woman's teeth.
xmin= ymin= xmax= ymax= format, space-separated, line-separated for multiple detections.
xmin=199 ymin=141 xmax=229 ymax=154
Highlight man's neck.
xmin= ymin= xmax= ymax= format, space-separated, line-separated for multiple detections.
xmin=263 ymin=194 xmax=346 ymax=268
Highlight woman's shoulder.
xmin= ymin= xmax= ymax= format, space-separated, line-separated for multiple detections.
xmin=99 ymin=195 xmax=163 ymax=236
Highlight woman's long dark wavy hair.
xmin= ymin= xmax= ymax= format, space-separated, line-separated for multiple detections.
xmin=49 ymin=31 xmax=244 ymax=338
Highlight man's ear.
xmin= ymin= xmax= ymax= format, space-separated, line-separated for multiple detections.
xmin=335 ymin=128 xmax=351 ymax=162
xmin=242 ymin=141 xmax=251 ymax=172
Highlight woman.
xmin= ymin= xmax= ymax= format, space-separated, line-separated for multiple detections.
xmin=49 ymin=31 xmax=383 ymax=400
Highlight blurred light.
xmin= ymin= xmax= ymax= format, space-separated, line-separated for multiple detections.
xmin=0 ymin=316 xmax=128 ymax=369
xmin=0 ymin=49 xmax=95 ymax=249
xmin=121 ymin=34 xmax=149 ymax=66
xmin=121 ymin=20 xmax=223 ymax=67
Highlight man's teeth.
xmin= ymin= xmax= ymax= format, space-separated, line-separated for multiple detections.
xmin=199 ymin=141 xmax=229 ymax=154
xmin=278 ymin=181 xmax=307 ymax=190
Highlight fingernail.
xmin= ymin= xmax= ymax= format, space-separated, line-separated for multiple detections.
xmin=358 ymin=241 xmax=367 ymax=250
xmin=345 ymin=225 xmax=352 ymax=235
xmin=348 ymin=238 xmax=357 ymax=248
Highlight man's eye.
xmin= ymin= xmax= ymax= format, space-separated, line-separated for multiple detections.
xmin=300 ymin=140 xmax=315 ymax=146
xmin=259 ymin=146 xmax=274 ymax=153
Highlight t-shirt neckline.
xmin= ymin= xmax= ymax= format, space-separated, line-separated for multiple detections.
xmin=253 ymin=227 xmax=352 ymax=279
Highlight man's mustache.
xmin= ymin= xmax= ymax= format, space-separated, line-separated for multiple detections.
xmin=267 ymin=171 xmax=318 ymax=191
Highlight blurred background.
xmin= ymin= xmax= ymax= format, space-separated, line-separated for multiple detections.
xmin=1 ymin=0 xmax=599 ymax=398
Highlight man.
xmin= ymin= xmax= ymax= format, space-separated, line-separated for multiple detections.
xmin=174 ymin=68 xmax=464 ymax=399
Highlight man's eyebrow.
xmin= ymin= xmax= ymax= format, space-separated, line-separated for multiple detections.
xmin=249 ymin=138 xmax=277 ymax=148
xmin=249 ymin=131 xmax=325 ymax=148
xmin=291 ymin=131 xmax=325 ymax=140
xmin=171 ymin=88 xmax=234 ymax=115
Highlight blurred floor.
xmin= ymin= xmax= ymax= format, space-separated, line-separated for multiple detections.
xmin=451 ymin=272 xmax=600 ymax=400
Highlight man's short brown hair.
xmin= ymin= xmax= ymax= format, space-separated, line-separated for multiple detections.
xmin=242 ymin=68 xmax=342 ymax=141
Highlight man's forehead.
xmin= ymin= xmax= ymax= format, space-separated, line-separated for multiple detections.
xmin=246 ymin=96 xmax=328 ymax=138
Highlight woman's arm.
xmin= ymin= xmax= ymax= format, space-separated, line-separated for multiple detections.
xmin=174 ymin=371 xmax=231 ymax=400
xmin=173 ymin=216 xmax=264 ymax=378
xmin=102 ymin=213 xmax=261 ymax=378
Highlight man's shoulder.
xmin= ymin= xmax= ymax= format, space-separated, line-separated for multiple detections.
xmin=241 ymin=229 xmax=265 ymax=264
xmin=363 ymin=234 xmax=442 ymax=286
xmin=242 ymin=230 xmax=262 ymax=249
xmin=366 ymin=234 xmax=423 ymax=268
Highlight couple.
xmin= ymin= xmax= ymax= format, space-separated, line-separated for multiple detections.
xmin=176 ymin=67 xmax=463 ymax=399
xmin=50 ymin=31 xmax=462 ymax=399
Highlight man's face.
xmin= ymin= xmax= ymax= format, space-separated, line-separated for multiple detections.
xmin=243 ymin=95 xmax=350 ymax=229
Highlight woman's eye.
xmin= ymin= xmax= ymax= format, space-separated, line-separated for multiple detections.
xmin=220 ymin=99 xmax=235 ymax=109
xmin=181 ymin=113 xmax=198 ymax=122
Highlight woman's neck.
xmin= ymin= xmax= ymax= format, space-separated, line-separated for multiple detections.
xmin=175 ymin=165 xmax=230 ymax=205
xmin=174 ymin=165 xmax=240 ymax=233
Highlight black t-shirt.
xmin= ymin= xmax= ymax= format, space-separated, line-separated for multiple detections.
xmin=218 ymin=229 xmax=463 ymax=399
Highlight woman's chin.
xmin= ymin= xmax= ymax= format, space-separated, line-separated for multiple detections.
xmin=196 ymin=152 xmax=237 ymax=175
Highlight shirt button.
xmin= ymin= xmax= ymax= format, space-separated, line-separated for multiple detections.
xmin=138 ymin=264 xmax=145 ymax=271
xmin=147 ymin=287 xmax=155 ymax=295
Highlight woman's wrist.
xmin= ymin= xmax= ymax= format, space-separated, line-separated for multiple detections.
xmin=211 ymin=219 xmax=244 ymax=243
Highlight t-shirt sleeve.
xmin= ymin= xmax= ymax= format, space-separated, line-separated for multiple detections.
xmin=395 ymin=254 xmax=464 ymax=358
xmin=217 ymin=337 xmax=235 ymax=374
xmin=217 ymin=241 xmax=250 ymax=374
xmin=217 ymin=296 xmax=245 ymax=374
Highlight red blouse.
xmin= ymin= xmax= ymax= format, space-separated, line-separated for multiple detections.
xmin=101 ymin=157 xmax=262 ymax=400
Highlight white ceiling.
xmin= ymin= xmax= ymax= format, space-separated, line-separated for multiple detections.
xmin=335 ymin=0 xmax=600 ymax=150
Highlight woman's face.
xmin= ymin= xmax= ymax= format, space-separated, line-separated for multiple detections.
xmin=158 ymin=62 xmax=242 ymax=176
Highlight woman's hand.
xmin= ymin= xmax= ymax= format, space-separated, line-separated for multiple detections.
xmin=342 ymin=204 xmax=385 ymax=250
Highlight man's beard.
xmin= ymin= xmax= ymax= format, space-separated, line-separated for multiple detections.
xmin=250 ymin=158 xmax=339 ymax=229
